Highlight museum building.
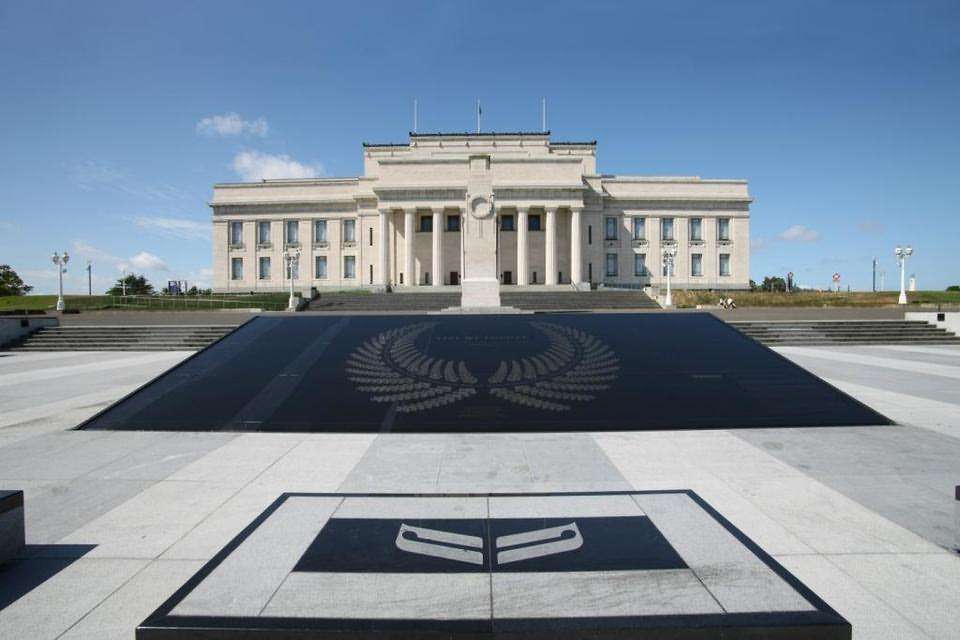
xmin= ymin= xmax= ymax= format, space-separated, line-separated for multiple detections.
xmin=211 ymin=131 xmax=751 ymax=293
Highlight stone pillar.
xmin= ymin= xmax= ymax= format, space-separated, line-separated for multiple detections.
xmin=432 ymin=208 xmax=443 ymax=287
xmin=403 ymin=208 xmax=415 ymax=286
xmin=545 ymin=206 xmax=558 ymax=285
xmin=378 ymin=210 xmax=390 ymax=287
xmin=570 ymin=207 xmax=584 ymax=288
xmin=517 ymin=208 xmax=529 ymax=286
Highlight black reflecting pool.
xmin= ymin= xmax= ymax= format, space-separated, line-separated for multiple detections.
xmin=80 ymin=313 xmax=890 ymax=433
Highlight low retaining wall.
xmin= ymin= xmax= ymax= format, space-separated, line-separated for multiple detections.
xmin=905 ymin=311 xmax=960 ymax=336
xmin=0 ymin=315 xmax=59 ymax=349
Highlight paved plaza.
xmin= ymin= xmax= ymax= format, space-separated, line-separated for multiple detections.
xmin=0 ymin=341 xmax=959 ymax=638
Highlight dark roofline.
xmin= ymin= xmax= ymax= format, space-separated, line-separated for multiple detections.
xmin=362 ymin=142 xmax=408 ymax=148
xmin=551 ymin=141 xmax=597 ymax=146
xmin=408 ymin=131 xmax=550 ymax=138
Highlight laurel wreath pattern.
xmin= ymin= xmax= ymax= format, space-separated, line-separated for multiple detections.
xmin=345 ymin=321 xmax=619 ymax=413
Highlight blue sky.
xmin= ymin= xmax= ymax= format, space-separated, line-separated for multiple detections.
xmin=1 ymin=0 xmax=957 ymax=293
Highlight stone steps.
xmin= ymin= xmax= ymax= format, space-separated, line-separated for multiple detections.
xmin=728 ymin=320 xmax=960 ymax=346
xmin=6 ymin=325 xmax=234 ymax=352
xmin=308 ymin=290 xmax=660 ymax=312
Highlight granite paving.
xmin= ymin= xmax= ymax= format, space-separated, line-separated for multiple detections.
xmin=0 ymin=344 xmax=956 ymax=638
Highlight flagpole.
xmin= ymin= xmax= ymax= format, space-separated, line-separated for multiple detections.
xmin=476 ymin=99 xmax=480 ymax=134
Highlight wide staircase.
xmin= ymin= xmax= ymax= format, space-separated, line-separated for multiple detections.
xmin=308 ymin=289 xmax=660 ymax=312
xmin=729 ymin=320 xmax=960 ymax=346
xmin=7 ymin=325 xmax=234 ymax=351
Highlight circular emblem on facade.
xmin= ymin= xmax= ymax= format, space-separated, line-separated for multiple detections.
xmin=470 ymin=196 xmax=493 ymax=220
xmin=345 ymin=321 xmax=620 ymax=414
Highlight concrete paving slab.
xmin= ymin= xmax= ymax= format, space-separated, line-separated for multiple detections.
xmin=776 ymin=554 xmax=930 ymax=640
xmin=58 ymin=480 xmax=237 ymax=559
xmin=0 ymin=557 xmax=147 ymax=640
xmin=829 ymin=553 xmax=960 ymax=639
xmin=59 ymin=559 xmax=204 ymax=640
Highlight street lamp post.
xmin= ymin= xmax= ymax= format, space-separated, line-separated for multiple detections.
xmin=86 ymin=260 xmax=92 ymax=296
xmin=895 ymin=245 xmax=913 ymax=305
xmin=661 ymin=244 xmax=677 ymax=308
xmin=51 ymin=251 xmax=70 ymax=311
xmin=284 ymin=246 xmax=301 ymax=310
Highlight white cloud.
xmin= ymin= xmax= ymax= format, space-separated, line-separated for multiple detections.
xmin=72 ymin=240 xmax=122 ymax=265
xmin=134 ymin=215 xmax=210 ymax=241
xmin=197 ymin=112 xmax=269 ymax=137
xmin=231 ymin=150 xmax=323 ymax=181
xmin=129 ymin=251 xmax=168 ymax=271
xmin=0 ymin=220 xmax=16 ymax=230
xmin=777 ymin=224 xmax=821 ymax=242
xmin=68 ymin=160 xmax=187 ymax=202
xmin=750 ymin=237 xmax=770 ymax=254
xmin=857 ymin=220 xmax=885 ymax=234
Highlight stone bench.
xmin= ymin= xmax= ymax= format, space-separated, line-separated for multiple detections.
xmin=0 ymin=490 xmax=25 ymax=566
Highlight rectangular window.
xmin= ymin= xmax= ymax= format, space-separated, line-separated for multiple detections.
xmin=588 ymin=225 xmax=592 ymax=245
xmin=369 ymin=227 xmax=373 ymax=246
xmin=285 ymin=220 xmax=299 ymax=245
xmin=718 ymin=218 xmax=731 ymax=241
xmin=689 ymin=218 xmax=703 ymax=241
xmin=258 ymin=256 xmax=270 ymax=280
xmin=605 ymin=217 xmax=618 ymax=240
xmin=315 ymin=255 xmax=327 ymax=279
xmin=419 ymin=216 xmax=432 ymax=232
xmin=500 ymin=215 xmax=514 ymax=231
xmin=528 ymin=214 xmax=542 ymax=231
xmin=691 ymin=253 xmax=703 ymax=276
xmin=257 ymin=221 xmax=270 ymax=245
xmin=605 ymin=253 xmax=618 ymax=277
xmin=632 ymin=217 xmax=646 ymax=240
xmin=314 ymin=220 xmax=327 ymax=243
xmin=343 ymin=219 xmax=357 ymax=243
xmin=446 ymin=215 xmax=460 ymax=232
xmin=719 ymin=253 xmax=731 ymax=276
xmin=661 ymin=218 xmax=674 ymax=241
xmin=634 ymin=254 xmax=647 ymax=276
xmin=230 ymin=257 xmax=243 ymax=280
xmin=229 ymin=221 xmax=243 ymax=246
xmin=344 ymin=255 xmax=356 ymax=279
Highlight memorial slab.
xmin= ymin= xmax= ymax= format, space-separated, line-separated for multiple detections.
xmin=80 ymin=313 xmax=889 ymax=433
xmin=137 ymin=491 xmax=851 ymax=639
xmin=0 ymin=490 xmax=25 ymax=566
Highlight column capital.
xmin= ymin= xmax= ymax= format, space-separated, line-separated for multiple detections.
xmin=544 ymin=205 xmax=559 ymax=214
xmin=431 ymin=206 xmax=445 ymax=214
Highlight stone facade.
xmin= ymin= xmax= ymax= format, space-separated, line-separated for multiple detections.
xmin=211 ymin=132 xmax=751 ymax=293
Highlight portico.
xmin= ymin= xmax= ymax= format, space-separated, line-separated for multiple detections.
xmin=211 ymin=131 xmax=752 ymax=293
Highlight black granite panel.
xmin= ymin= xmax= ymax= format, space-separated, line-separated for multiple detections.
xmin=293 ymin=516 xmax=685 ymax=574
xmin=0 ymin=490 xmax=23 ymax=513
xmin=81 ymin=313 xmax=890 ymax=433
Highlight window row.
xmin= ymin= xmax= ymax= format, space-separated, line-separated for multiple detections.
xmin=603 ymin=253 xmax=732 ymax=278
xmin=229 ymin=220 xmax=359 ymax=247
xmin=230 ymin=256 xmax=357 ymax=281
xmin=601 ymin=217 xmax=732 ymax=242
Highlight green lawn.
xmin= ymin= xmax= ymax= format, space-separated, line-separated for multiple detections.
xmin=673 ymin=289 xmax=960 ymax=308
xmin=0 ymin=293 xmax=290 ymax=312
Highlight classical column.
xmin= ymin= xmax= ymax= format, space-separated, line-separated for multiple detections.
xmin=432 ymin=208 xmax=443 ymax=287
xmin=378 ymin=210 xmax=390 ymax=286
xmin=570 ymin=207 xmax=583 ymax=287
xmin=545 ymin=206 xmax=558 ymax=285
xmin=403 ymin=208 xmax=415 ymax=286
xmin=516 ymin=207 xmax=529 ymax=286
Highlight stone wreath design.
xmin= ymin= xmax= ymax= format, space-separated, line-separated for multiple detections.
xmin=345 ymin=322 xmax=620 ymax=413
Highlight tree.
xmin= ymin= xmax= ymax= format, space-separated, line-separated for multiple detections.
xmin=947 ymin=285 xmax=959 ymax=292
xmin=0 ymin=265 xmax=33 ymax=296
xmin=760 ymin=276 xmax=787 ymax=292
xmin=106 ymin=273 xmax=154 ymax=296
